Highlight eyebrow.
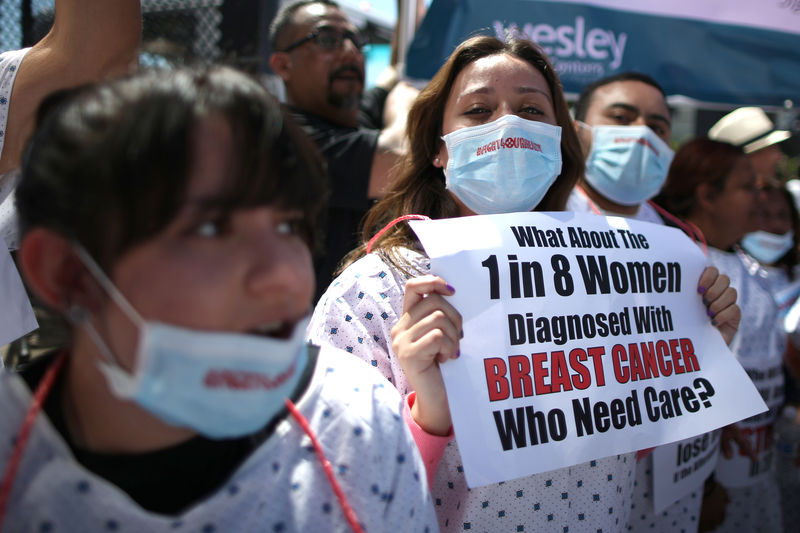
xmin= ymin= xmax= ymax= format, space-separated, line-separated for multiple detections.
xmin=607 ymin=102 xmax=671 ymax=125
xmin=461 ymin=86 xmax=552 ymax=102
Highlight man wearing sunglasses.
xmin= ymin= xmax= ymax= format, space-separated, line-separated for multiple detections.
xmin=269 ymin=0 xmax=417 ymax=300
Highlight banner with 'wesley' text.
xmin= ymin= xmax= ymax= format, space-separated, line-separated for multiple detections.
xmin=406 ymin=0 xmax=800 ymax=106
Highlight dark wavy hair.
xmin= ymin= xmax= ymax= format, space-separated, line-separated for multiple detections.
xmin=344 ymin=35 xmax=583 ymax=272
xmin=17 ymin=66 xmax=327 ymax=270
xmin=653 ymin=138 xmax=745 ymax=219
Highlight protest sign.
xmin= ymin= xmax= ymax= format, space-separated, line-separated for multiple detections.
xmin=715 ymin=355 xmax=784 ymax=488
xmin=409 ymin=211 xmax=767 ymax=488
xmin=652 ymin=431 xmax=720 ymax=512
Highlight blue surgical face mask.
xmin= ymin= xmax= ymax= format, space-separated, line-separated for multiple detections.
xmin=442 ymin=114 xmax=562 ymax=215
xmin=71 ymin=245 xmax=311 ymax=439
xmin=741 ymin=230 xmax=795 ymax=264
xmin=582 ymin=124 xmax=674 ymax=206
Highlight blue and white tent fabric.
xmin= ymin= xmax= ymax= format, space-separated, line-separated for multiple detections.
xmin=406 ymin=0 xmax=800 ymax=106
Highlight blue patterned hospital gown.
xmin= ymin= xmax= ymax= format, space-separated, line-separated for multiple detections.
xmin=0 ymin=346 xmax=438 ymax=532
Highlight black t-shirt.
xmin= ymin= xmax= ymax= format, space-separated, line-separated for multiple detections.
xmin=289 ymin=107 xmax=379 ymax=301
xmin=18 ymin=348 xmax=317 ymax=515
xmin=359 ymin=86 xmax=389 ymax=131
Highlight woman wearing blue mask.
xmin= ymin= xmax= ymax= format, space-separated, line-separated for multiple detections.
xmin=0 ymin=66 xmax=437 ymax=532
xmin=654 ymin=138 xmax=784 ymax=533
xmin=742 ymin=184 xmax=799 ymax=279
xmin=308 ymin=36 xmax=739 ymax=532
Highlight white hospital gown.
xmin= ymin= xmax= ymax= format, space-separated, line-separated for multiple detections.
xmin=0 ymin=47 xmax=30 ymax=249
xmin=709 ymin=248 xmax=785 ymax=533
xmin=567 ymin=189 xmax=704 ymax=533
xmin=0 ymin=345 xmax=439 ymax=532
xmin=309 ymin=248 xmax=636 ymax=532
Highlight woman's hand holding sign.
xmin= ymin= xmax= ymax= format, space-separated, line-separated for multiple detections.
xmin=392 ymin=275 xmax=462 ymax=436
xmin=698 ymin=266 xmax=740 ymax=346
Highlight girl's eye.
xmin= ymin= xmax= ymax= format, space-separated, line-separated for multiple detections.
xmin=193 ymin=218 xmax=229 ymax=238
xmin=276 ymin=218 xmax=303 ymax=236
xmin=195 ymin=221 xmax=220 ymax=237
xmin=464 ymin=106 xmax=490 ymax=115
xmin=520 ymin=106 xmax=543 ymax=115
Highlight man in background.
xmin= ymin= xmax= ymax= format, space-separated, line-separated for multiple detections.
xmin=709 ymin=106 xmax=791 ymax=187
xmin=269 ymin=0 xmax=417 ymax=299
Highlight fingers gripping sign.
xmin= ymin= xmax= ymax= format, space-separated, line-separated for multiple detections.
xmin=392 ymin=275 xmax=462 ymax=435
xmin=697 ymin=266 xmax=740 ymax=346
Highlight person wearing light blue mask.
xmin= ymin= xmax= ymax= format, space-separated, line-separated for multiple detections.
xmin=0 ymin=66 xmax=437 ymax=532
xmin=570 ymin=73 xmax=747 ymax=533
xmin=569 ymin=71 xmax=674 ymax=224
xmin=308 ymin=37 xmax=740 ymax=533
xmin=741 ymin=184 xmax=799 ymax=272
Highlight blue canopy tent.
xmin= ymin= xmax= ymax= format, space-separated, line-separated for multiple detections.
xmin=404 ymin=0 xmax=800 ymax=108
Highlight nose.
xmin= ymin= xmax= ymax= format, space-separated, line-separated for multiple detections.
xmin=339 ymin=35 xmax=363 ymax=60
xmin=493 ymin=103 xmax=515 ymax=122
xmin=242 ymin=209 xmax=314 ymax=312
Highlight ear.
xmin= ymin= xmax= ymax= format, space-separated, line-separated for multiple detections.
xmin=574 ymin=120 xmax=592 ymax=158
xmin=17 ymin=229 xmax=105 ymax=315
xmin=432 ymin=141 xmax=447 ymax=169
xmin=269 ymin=52 xmax=293 ymax=82
xmin=695 ymin=182 xmax=720 ymax=213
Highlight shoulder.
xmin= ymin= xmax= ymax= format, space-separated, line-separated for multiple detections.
xmin=289 ymin=108 xmax=378 ymax=150
xmin=315 ymin=250 xmax=428 ymax=307
xmin=308 ymin=253 xmax=408 ymax=341
xmin=566 ymin=188 xmax=590 ymax=213
xmin=634 ymin=202 xmax=664 ymax=225
xmin=0 ymin=48 xmax=31 ymax=160
xmin=0 ymin=48 xmax=30 ymax=85
xmin=297 ymin=345 xmax=407 ymax=441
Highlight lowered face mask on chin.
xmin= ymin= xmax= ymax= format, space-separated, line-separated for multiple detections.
xmin=582 ymin=123 xmax=674 ymax=206
xmin=441 ymin=114 xmax=563 ymax=215
xmin=70 ymin=244 xmax=312 ymax=439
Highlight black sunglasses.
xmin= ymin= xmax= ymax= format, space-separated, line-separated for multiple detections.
xmin=282 ymin=27 xmax=368 ymax=52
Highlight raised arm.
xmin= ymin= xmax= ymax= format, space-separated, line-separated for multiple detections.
xmin=367 ymin=79 xmax=418 ymax=198
xmin=0 ymin=0 xmax=141 ymax=173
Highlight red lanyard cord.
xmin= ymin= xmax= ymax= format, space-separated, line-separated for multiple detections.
xmin=574 ymin=186 xmax=604 ymax=216
xmin=0 ymin=351 xmax=67 ymax=528
xmin=647 ymin=201 xmax=709 ymax=257
xmin=284 ymin=398 xmax=364 ymax=533
xmin=574 ymin=187 xmax=710 ymax=256
xmin=366 ymin=214 xmax=431 ymax=255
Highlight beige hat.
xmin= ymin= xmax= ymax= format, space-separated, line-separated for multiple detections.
xmin=708 ymin=106 xmax=791 ymax=154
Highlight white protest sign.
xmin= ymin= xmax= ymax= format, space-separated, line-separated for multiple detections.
xmin=715 ymin=355 xmax=784 ymax=488
xmin=0 ymin=236 xmax=37 ymax=349
xmin=409 ymin=211 xmax=767 ymax=488
xmin=652 ymin=431 xmax=720 ymax=512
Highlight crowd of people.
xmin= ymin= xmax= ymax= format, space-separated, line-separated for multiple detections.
xmin=0 ymin=1 xmax=797 ymax=532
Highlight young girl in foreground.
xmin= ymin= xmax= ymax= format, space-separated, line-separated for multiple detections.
xmin=309 ymin=36 xmax=738 ymax=531
xmin=0 ymin=66 xmax=436 ymax=532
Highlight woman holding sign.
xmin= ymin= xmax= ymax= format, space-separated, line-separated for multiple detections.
xmin=309 ymin=36 xmax=738 ymax=532
xmin=655 ymin=138 xmax=784 ymax=533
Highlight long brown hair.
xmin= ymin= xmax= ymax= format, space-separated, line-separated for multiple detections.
xmin=342 ymin=35 xmax=583 ymax=272
xmin=654 ymin=138 xmax=745 ymax=219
